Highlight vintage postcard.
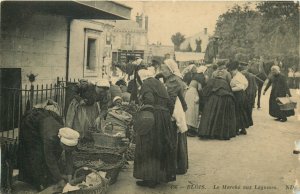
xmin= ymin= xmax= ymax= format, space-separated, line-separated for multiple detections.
xmin=0 ymin=1 xmax=299 ymax=194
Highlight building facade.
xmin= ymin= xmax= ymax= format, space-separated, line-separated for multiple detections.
xmin=68 ymin=20 xmax=115 ymax=83
xmin=147 ymin=43 xmax=175 ymax=64
xmin=111 ymin=14 xmax=149 ymax=64
xmin=0 ymin=1 xmax=131 ymax=85
xmin=180 ymin=28 xmax=210 ymax=53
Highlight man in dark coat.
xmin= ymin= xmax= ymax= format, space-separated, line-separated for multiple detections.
xmin=263 ymin=65 xmax=295 ymax=122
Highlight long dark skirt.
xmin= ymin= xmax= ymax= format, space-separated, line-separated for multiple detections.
xmin=269 ymin=91 xmax=295 ymax=119
xmin=234 ymin=91 xmax=253 ymax=131
xmin=198 ymin=94 xmax=236 ymax=140
xmin=176 ymin=132 xmax=188 ymax=174
xmin=133 ymin=109 xmax=177 ymax=183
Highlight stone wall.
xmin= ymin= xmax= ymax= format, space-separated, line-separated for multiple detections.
xmin=1 ymin=12 xmax=67 ymax=85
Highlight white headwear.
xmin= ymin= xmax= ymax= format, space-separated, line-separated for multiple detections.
xmin=34 ymin=99 xmax=60 ymax=116
xmin=182 ymin=64 xmax=196 ymax=76
xmin=197 ymin=66 xmax=208 ymax=73
xmin=271 ymin=65 xmax=280 ymax=73
xmin=164 ymin=59 xmax=182 ymax=78
xmin=113 ymin=96 xmax=122 ymax=103
xmin=138 ymin=68 xmax=155 ymax=81
xmin=58 ymin=127 xmax=80 ymax=147
xmin=95 ymin=78 xmax=110 ymax=88
xmin=133 ymin=58 xmax=143 ymax=66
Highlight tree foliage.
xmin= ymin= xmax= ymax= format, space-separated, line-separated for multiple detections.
xmin=195 ymin=39 xmax=202 ymax=52
xmin=215 ymin=1 xmax=299 ymax=69
xmin=171 ymin=32 xmax=186 ymax=51
xmin=186 ymin=43 xmax=193 ymax=52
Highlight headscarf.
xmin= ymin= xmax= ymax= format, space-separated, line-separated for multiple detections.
xmin=271 ymin=65 xmax=280 ymax=73
xmin=113 ymin=96 xmax=122 ymax=103
xmin=138 ymin=68 xmax=155 ymax=81
xmin=34 ymin=99 xmax=60 ymax=116
xmin=197 ymin=66 xmax=208 ymax=73
xmin=95 ymin=78 xmax=110 ymax=88
xmin=133 ymin=58 xmax=143 ymax=66
xmin=164 ymin=59 xmax=182 ymax=78
xmin=189 ymin=80 xmax=199 ymax=89
xmin=182 ymin=64 xmax=196 ymax=76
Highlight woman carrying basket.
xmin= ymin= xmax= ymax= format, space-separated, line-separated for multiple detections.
xmin=263 ymin=65 xmax=295 ymax=122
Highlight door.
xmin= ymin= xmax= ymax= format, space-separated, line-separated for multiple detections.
xmin=0 ymin=68 xmax=21 ymax=133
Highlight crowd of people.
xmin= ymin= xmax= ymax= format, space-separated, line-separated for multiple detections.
xmin=17 ymin=54 xmax=296 ymax=192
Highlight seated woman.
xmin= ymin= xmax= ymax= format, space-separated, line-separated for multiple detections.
xmin=18 ymin=102 xmax=79 ymax=192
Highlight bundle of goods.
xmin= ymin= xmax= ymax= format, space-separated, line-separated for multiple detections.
xmin=73 ymin=150 xmax=125 ymax=185
xmin=120 ymin=103 xmax=139 ymax=118
xmin=63 ymin=167 xmax=108 ymax=194
xmin=105 ymin=108 xmax=133 ymax=131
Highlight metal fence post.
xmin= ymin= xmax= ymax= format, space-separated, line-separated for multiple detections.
xmin=29 ymin=84 xmax=34 ymax=110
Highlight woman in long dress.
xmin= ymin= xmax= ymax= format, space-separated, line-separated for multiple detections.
xmin=160 ymin=62 xmax=189 ymax=175
xmin=198 ymin=60 xmax=236 ymax=140
xmin=263 ymin=65 xmax=295 ymax=122
xmin=65 ymin=79 xmax=110 ymax=139
xmin=227 ymin=61 xmax=253 ymax=135
xmin=185 ymin=80 xmax=200 ymax=137
xmin=133 ymin=69 xmax=177 ymax=188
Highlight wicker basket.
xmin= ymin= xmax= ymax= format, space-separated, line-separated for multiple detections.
xmin=73 ymin=150 xmax=125 ymax=185
xmin=66 ymin=167 xmax=108 ymax=194
xmin=92 ymin=132 xmax=123 ymax=148
xmin=277 ymin=97 xmax=297 ymax=111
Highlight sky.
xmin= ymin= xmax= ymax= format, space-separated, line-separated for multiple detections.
xmin=116 ymin=1 xmax=256 ymax=45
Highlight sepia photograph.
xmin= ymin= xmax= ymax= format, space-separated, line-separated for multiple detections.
xmin=0 ymin=0 xmax=299 ymax=193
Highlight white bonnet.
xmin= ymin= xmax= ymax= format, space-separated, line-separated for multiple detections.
xmin=138 ymin=68 xmax=155 ymax=81
xmin=164 ymin=59 xmax=182 ymax=78
xmin=95 ymin=79 xmax=110 ymax=88
xmin=58 ymin=127 xmax=80 ymax=147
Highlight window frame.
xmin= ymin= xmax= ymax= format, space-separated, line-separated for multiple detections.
xmin=83 ymin=28 xmax=102 ymax=78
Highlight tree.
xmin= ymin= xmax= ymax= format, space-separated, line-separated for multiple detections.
xmin=171 ymin=32 xmax=185 ymax=51
xmin=215 ymin=4 xmax=260 ymax=60
xmin=214 ymin=1 xmax=299 ymax=69
xmin=186 ymin=43 xmax=193 ymax=52
xmin=255 ymin=1 xmax=299 ymax=63
xmin=204 ymin=38 xmax=219 ymax=64
xmin=195 ymin=39 xmax=202 ymax=52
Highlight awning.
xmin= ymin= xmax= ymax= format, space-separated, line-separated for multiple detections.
xmin=1 ymin=1 xmax=131 ymax=20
